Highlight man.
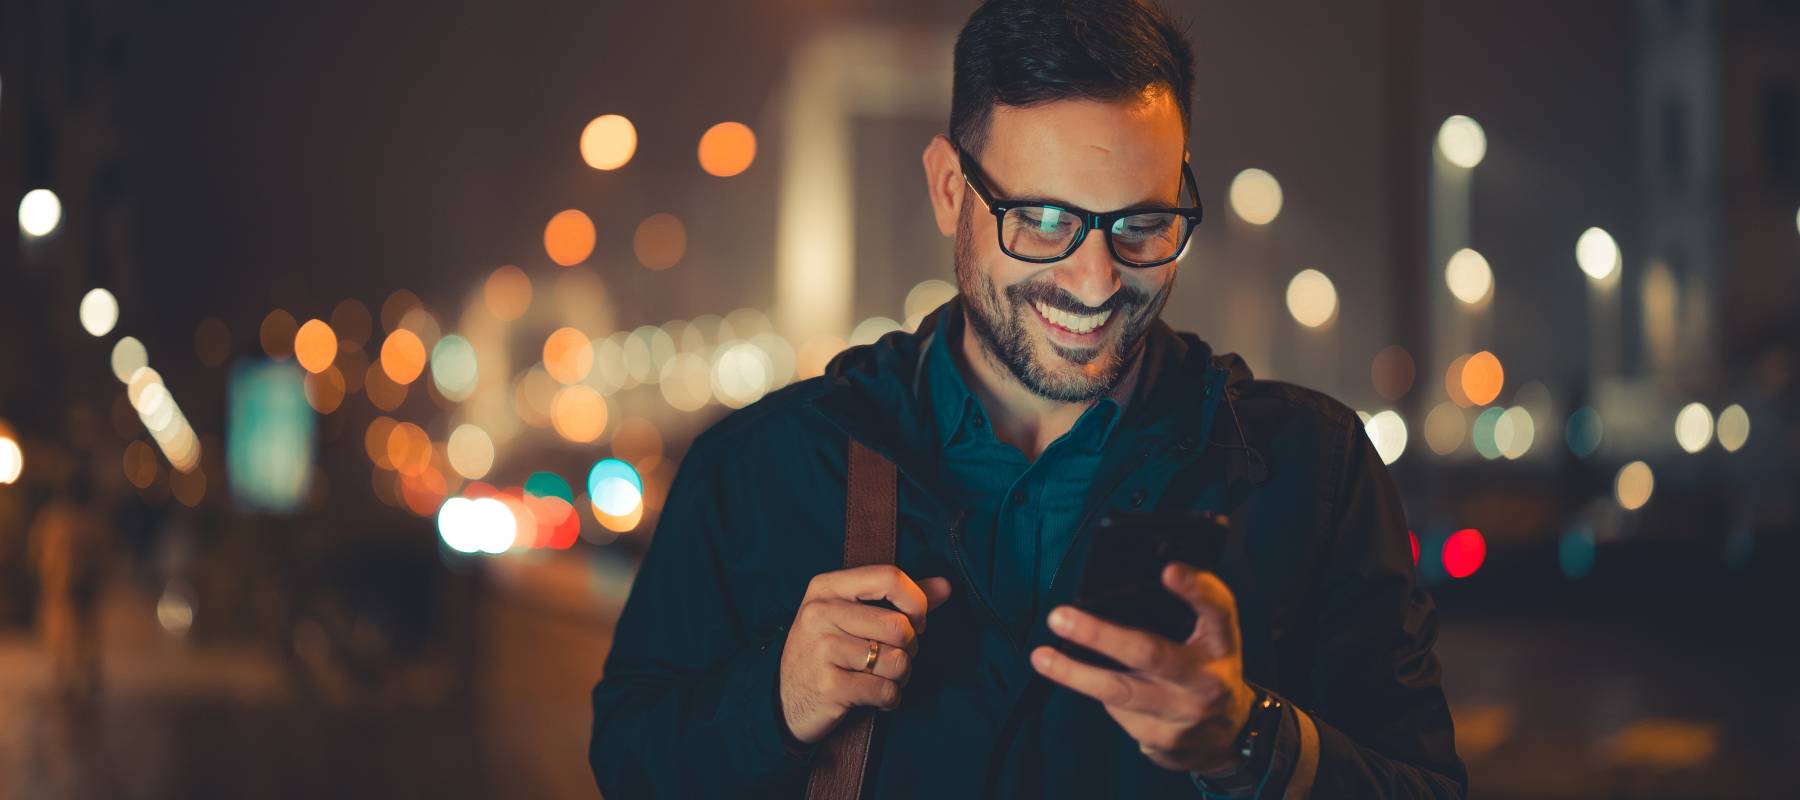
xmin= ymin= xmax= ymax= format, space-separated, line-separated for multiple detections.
xmin=590 ymin=1 xmax=1465 ymax=796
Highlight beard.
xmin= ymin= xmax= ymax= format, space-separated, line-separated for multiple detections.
xmin=953 ymin=205 xmax=1174 ymax=403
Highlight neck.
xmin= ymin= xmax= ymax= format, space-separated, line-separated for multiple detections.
xmin=956 ymin=310 xmax=1091 ymax=460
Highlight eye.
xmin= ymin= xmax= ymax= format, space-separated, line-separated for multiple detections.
xmin=1113 ymin=214 xmax=1179 ymax=239
xmin=1012 ymin=206 xmax=1077 ymax=236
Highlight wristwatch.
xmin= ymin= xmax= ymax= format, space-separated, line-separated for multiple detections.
xmin=1191 ymin=686 xmax=1285 ymax=796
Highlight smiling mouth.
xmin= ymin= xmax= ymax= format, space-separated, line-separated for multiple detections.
xmin=1031 ymin=300 xmax=1114 ymax=335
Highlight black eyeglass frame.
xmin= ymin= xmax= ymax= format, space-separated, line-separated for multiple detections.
xmin=957 ymin=146 xmax=1204 ymax=268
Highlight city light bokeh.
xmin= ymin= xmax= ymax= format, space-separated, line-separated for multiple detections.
xmin=1436 ymin=115 xmax=1487 ymax=169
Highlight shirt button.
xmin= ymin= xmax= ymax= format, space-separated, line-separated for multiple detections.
xmin=1010 ymin=490 xmax=1027 ymax=506
xmin=971 ymin=410 xmax=985 ymax=428
xmin=1130 ymin=488 xmax=1148 ymax=507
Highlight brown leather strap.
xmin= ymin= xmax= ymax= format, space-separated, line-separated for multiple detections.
xmin=804 ymin=439 xmax=896 ymax=800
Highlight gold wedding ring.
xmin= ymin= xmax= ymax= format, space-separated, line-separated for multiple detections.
xmin=862 ymin=639 xmax=881 ymax=673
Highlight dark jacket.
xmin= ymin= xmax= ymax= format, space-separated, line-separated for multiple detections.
xmin=590 ymin=299 xmax=1467 ymax=798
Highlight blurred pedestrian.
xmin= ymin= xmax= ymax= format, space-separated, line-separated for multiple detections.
xmin=30 ymin=466 xmax=110 ymax=702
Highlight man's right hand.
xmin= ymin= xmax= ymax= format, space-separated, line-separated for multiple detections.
xmin=777 ymin=565 xmax=954 ymax=744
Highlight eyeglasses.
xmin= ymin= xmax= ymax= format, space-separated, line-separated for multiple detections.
xmin=958 ymin=147 xmax=1203 ymax=268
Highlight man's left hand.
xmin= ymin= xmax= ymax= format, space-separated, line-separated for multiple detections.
xmin=1030 ymin=562 xmax=1255 ymax=775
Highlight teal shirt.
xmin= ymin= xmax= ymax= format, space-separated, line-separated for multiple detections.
xmin=923 ymin=309 xmax=1140 ymax=633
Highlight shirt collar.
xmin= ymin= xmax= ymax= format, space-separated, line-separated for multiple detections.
xmin=924 ymin=304 xmax=1147 ymax=451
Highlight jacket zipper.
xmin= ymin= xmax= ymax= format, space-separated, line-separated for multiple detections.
xmin=944 ymin=510 xmax=1024 ymax=652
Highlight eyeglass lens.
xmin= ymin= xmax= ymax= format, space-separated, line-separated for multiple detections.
xmin=999 ymin=207 xmax=1187 ymax=265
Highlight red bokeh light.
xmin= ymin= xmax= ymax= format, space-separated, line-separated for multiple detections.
xmin=1442 ymin=528 xmax=1486 ymax=578
xmin=1409 ymin=530 xmax=1419 ymax=566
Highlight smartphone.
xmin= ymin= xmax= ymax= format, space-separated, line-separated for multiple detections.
xmin=1058 ymin=511 xmax=1231 ymax=670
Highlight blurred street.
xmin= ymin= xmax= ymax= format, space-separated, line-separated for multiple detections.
xmin=0 ymin=550 xmax=630 ymax=800
xmin=3 ymin=547 xmax=1796 ymax=800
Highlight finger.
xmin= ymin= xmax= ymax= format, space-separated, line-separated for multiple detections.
xmin=1029 ymin=645 xmax=1175 ymax=716
xmin=917 ymin=576 xmax=952 ymax=634
xmin=1046 ymin=605 xmax=1186 ymax=678
xmin=825 ymin=633 xmax=912 ymax=683
xmin=919 ymin=576 xmax=953 ymax=611
xmin=827 ymin=600 xmax=918 ymax=652
xmin=810 ymin=565 xmax=931 ymax=632
xmin=1161 ymin=564 xmax=1240 ymax=657
xmin=826 ymin=667 xmax=902 ymax=711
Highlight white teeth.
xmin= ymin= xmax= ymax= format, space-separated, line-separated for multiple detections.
xmin=1033 ymin=301 xmax=1112 ymax=334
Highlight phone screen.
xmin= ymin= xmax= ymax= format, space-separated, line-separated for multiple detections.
xmin=1058 ymin=511 xmax=1231 ymax=670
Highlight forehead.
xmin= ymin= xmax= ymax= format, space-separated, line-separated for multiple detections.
xmin=979 ymin=90 xmax=1187 ymax=209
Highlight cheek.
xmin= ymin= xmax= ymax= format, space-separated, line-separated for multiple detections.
xmin=1130 ymin=267 xmax=1175 ymax=302
xmin=983 ymin=259 xmax=1044 ymax=301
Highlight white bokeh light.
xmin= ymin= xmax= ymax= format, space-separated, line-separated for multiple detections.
xmin=18 ymin=188 xmax=62 ymax=238
xmin=1576 ymin=227 xmax=1620 ymax=281
xmin=1228 ymin=168 xmax=1283 ymax=225
xmin=1285 ymin=269 xmax=1338 ymax=328
xmin=1364 ymin=410 xmax=1409 ymax=465
xmin=1716 ymin=404 xmax=1750 ymax=453
xmin=1444 ymin=248 xmax=1493 ymax=305
xmin=1674 ymin=402 xmax=1713 ymax=453
xmin=1437 ymin=115 xmax=1487 ymax=169
xmin=79 ymin=288 xmax=119 ymax=337
xmin=0 ymin=436 xmax=22 ymax=484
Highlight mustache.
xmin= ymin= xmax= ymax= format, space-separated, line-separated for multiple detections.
xmin=1003 ymin=280 xmax=1151 ymax=316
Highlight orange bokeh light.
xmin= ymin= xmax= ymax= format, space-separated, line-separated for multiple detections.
xmin=330 ymin=298 xmax=372 ymax=347
xmin=171 ymin=465 xmax=207 ymax=508
xmin=400 ymin=467 xmax=448 ymax=517
xmin=304 ymin=365 xmax=347 ymax=414
xmin=545 ymin=209 xmax=596 ymax=267
xmin=365 ymin=416 xmax=398 ymax=469
xmin=260 ymin=309 xmax=298 ymax=360
xmin=580 ymin=114 xmax=637 ymax=171
xmin=365 ymin=361 xmax=408 ymax=411
xmin=1371 ymin=344 xmax=1415 ymax=402
xmin=381 ymin=290 xmax=422 ymax=333
xmin=1444 ymin=353 xmax=1473 ymax=408
xmin=294 ymin=319 xmax=339 ymax=374
xmin=550 ymin=385 xmax=607 ymax=443
xmin=514 ymin=367 xmax=556 ymax=429
xmin=544 ymin=327 xmax=595 ymax=385
xmin=484 ymin=265 xmax=533 ymax=321
xmin=610 ymin=417 xmax=664 ymax=474
xmin=633 ymin=213 xmax=687 ymax=270
xmin=698 ymin=121 xmax=757 ymax=177
xmin=386 ymin=422 xmax=433 ymax=477
xmin=123 ymin=440 xmax=159 ymax=489
xmin=380 ymin=329 xmax=427 ymax=385
xmin=195 ymin=317 xmax=232 ymax=368
xmin=594 ymin=498 xmax=644 ymax=533
xmin=1460 ymin=350 xmax=1504 ymax=406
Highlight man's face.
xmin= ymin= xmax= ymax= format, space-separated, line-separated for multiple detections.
xmin=953 ymin=91 xmax=1186 ymax=403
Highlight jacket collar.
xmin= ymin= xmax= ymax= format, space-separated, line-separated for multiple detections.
xmin=920 ymin=301 xmax=1140 ymax=451
xmin=809 ymin=295 xmax=1250 ymax=481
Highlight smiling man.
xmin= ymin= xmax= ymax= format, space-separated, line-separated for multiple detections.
xmin=589 ymin=1 xmax=1465 ymax=797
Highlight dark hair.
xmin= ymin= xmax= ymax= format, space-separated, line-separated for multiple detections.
xmin=949 ymin=0 xmax=1196 ymax=157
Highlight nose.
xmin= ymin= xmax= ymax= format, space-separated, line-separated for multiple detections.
xmin=1053 ymin=225 xmax=1123 ymax=309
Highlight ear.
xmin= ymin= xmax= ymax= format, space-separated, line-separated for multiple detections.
xmin=921 ymin=134 xmax=964 ymax=238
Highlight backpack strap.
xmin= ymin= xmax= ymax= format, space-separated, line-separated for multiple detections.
xmin=804 ymin=438 xmax=896 ymax=800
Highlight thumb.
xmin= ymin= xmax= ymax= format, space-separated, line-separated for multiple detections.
xmin=920 ymin=576 xmax=954 ymax=612
xmin=1163 ymin=562 xmax=1240 ymax=658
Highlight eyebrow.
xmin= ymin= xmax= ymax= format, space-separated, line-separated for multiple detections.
xmin=989 ymin=172 xmax=1186 ymax=212
xmin=1009 ymin=190 xmax=1181 ymax=212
